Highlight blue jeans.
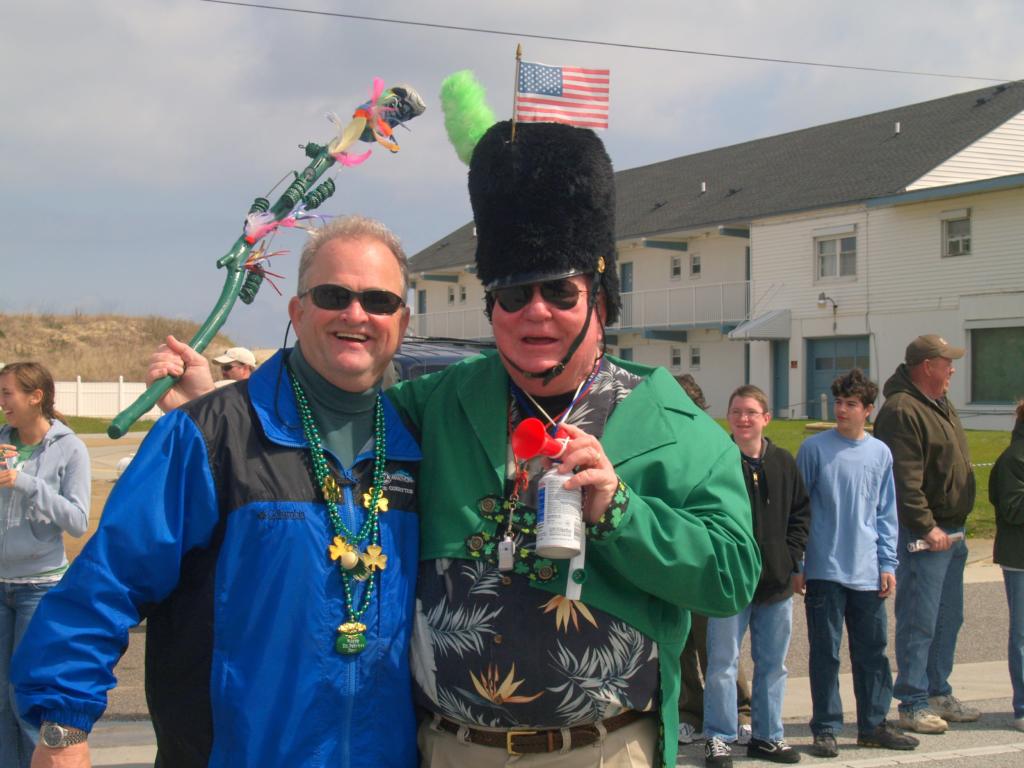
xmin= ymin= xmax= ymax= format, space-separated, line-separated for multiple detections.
xmin=1 ymin=581 xmax=51 ymax=768
xmin=705 ymin=597 xmax=792 ymax=742
xmin=893 ymin=526 xmax=967 ymax=713
xmin=804 ymin=579 xmax=893 ymax=735
xmin=1005 ymin=569 xmax=1024 ymax=719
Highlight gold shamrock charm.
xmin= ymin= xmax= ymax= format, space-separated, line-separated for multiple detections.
xmin=361 ymin=544 xmax=388 ymax=572
xmin=322 ymin=475 xmax=343 ymax=503
xmin=328 ymin=536 xmax=360 ymax=570
xmin=362 ymin=487 xmax=389 ymax=512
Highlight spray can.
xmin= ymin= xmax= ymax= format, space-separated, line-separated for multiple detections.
xmin=536 ymin=466 xmax=583 ymax=559
xmin=908 ymin=530 xmax=965 ymax=552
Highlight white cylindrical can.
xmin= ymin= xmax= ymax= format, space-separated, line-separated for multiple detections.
xmin=536 ymin=467 xmax=583 ymax=559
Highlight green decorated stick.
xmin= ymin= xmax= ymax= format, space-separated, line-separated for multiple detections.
xmin=108 ymin=82 xmax=425 ymax=438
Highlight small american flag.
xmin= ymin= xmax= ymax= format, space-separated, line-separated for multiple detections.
xmin=514 ymin=60 xmax=610 ymax=130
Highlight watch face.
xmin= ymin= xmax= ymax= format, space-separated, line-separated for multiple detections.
xmin=41 ymin=723 xmax=66 ymax=748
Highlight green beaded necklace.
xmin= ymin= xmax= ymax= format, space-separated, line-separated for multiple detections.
xmin=289 ymin=371 xmax=387 ymax=655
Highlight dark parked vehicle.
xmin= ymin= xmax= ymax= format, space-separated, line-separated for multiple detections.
xmin=389 ymin=336 xmax=494 ymax=382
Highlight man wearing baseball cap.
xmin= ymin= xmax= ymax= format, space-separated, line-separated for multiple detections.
xmin=212 ymin=347 xmax=257 ymax=382
xmin=874 ymin=335 xmax=977 ymax=735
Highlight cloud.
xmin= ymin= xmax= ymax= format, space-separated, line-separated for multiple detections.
xmin=3 ymin=0 xmax=1023 ymax=346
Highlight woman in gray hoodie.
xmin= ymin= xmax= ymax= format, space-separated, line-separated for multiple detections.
xmin=0 ymin=362 xmax=90 ymax=768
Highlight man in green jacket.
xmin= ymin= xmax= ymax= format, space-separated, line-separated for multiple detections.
xmin=391 ymin=120 xmax=759 ymax=768
xmin=873 ymin=335 xmax=978 ymax=735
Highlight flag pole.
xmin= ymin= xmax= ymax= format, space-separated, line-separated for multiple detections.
xmin=511 ymin=43 xmax=522 ymax=142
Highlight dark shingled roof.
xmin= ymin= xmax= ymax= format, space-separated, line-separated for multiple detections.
xmin=411 ymin=83 xmax=1024 ymax=272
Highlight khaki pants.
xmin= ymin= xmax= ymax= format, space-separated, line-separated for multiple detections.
xmin=418 ymin=714 xmax=657 ymax=767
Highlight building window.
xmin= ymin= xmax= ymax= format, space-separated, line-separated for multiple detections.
xmin=690 ymin=346 xmax=701 ymax=369
xmin=690 ymin=254 xmax=702 ymax=278
xmin=971 ymin=326 xmax=1024 ymax=403
xmin=459 ymin=285 xmax=467 ymax=303
xmin=670 ymin=347 xmax=682 ymax=369
xmin=816 ymin=235 xmax=856 ymax=279
xmin=943 ymin=216 xmax=971 ymax=257
xmin=618 ymin=347 xmax=634 ymax=361
xmin=447 ymin=286 xmax=455 ymax=305
xmin=670 ymin=256 xmax=682 ymax=280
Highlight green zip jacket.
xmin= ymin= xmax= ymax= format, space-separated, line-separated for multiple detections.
xmin=991 ymin=421 xmax=1024 ymax=570
xmin=389 ymin=352 xmax=760 ymax=766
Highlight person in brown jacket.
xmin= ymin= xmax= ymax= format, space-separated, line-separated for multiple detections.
xmin=873 ymin=334 xmax=978 ymax=735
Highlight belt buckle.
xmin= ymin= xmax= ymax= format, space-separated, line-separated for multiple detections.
xmin=506 ymin=729 xmax=537 ymax=755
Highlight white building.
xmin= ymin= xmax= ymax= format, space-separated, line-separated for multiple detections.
xmin=410 ymin=84 xmax=1024 ymax=427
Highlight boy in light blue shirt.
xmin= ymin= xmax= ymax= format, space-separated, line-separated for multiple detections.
xmin=795 ymin=369 xmax=919 ymax=758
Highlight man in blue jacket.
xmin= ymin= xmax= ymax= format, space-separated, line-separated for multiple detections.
xmin=12 ymin=216 xmax=422 ymax=768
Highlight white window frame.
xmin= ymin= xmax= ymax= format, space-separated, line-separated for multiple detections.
xmin=942 ymin=209 xmax=971 ymax=258
xmin=670 ymin=346 xmax=682 ymax=369
xmin=670 ymin=256 xmax=682 ymax=281
xmin=814 ymin=234 xmax=857 ymax=281
xmin=689 ymin=253 xmax=702 ymax=279
xmin=447 ymin=286 xmax=455 ymax=305
xmin=459 ymin=285 xmax=467 ymax=303
xmin=689 ymin=346 xmax=701 ymax=370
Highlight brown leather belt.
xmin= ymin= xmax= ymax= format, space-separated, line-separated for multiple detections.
xmin=433 ymin=709 xmax=647 ymax=754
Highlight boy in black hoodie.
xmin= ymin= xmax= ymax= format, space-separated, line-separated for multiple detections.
xmin=703 ymin=386 xmax=810 ymax=767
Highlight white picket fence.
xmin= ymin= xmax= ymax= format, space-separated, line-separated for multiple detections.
xmin=55 ymin=378 xmax=163 ymax=420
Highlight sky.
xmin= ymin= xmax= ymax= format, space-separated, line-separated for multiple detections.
xmin=3 ymin=0 xmax=1023 ymax=348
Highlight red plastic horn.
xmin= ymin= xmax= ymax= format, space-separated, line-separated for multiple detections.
xmin=511 ymin=417 xmax=570 ymax=459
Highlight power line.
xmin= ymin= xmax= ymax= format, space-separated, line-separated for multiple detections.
xmin=199 ymin=0 xmax=1012 ymax=83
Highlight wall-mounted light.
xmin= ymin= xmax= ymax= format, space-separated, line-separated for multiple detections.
xmin=817 ymin=292 xmax=838 ymax=333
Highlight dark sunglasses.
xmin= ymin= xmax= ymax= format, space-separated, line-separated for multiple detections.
xmin=220 ymin=364 xmax=237 ymax=373
xmin=301 ymin=284 xmax=405 ymax=315
xmin=491 ymin=279 xmax=585 ymax=313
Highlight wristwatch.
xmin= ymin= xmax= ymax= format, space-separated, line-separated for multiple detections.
xmin=40 ymin=721 xmax=88 ymax=748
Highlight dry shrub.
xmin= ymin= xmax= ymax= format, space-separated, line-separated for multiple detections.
xmin=0 ymin=312 xmax=240 ymax=381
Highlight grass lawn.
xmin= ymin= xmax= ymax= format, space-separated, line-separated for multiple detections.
xmin=64 ymin=416 xmax=155 ymax=434
xmin=714 ymin=418 xmax=1011 ymax=539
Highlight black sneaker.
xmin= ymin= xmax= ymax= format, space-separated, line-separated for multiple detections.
xmin=747 ymin=737 xmax=801 ymax=763
xmin=810 ymin=731 xmax=838 ymax=758
xmin=857 ymin=721 xmax=919 ymax=751
xmin=704 ymin=737 xmax=733 ymax=767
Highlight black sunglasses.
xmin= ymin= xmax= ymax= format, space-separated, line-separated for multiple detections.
xmin=491 ymin=279 xmax=585 ymax=314
xmin=300 ymin=284 xmax=406 ymax=316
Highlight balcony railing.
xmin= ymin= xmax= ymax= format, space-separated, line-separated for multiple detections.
xmin=410 ymin=280 xmax=751 ymax=339
xmin=612 ymin=281 xmax=751 ymax=330
xmin=411 ymin=306 xmax=493 ymax=339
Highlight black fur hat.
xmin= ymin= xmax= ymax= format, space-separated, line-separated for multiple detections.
xmin=468 ymin=120 xmax=620 ymax=324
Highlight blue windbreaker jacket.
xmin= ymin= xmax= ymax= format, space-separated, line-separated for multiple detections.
xmin=13 ymin=351 xmax=421 ymax=767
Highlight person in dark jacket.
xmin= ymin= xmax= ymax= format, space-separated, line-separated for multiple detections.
xmin=703 ymin=385 xmax=810 ymax=766
xmin=991 ymin=399 xmax=1024 ymax=733
xmin=874 ymin=334 xmax=978 ymax=734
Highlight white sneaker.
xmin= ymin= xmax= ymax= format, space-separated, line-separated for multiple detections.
xmin=736 ymin=724 xmax=752 ymax=745
xmin=928 ymin=694 xmax=980 ymax=723
xmin=678 ymin=722 xmax=701 ymax=744
xmin=897 ymin=708 xmax=948 ymax=734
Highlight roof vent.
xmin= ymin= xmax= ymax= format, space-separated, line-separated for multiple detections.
xmin=700 ymin=179 xmax=707 ymax=194
xmin=651 ymin=200 xmax=666 ymax=210
xmin=976 ymin=97 xmax=988 ymax=106
xmin=894 ymin=120 xmax=901 ymax=136
xmin=726 ymin=188 xmax=739 ymax=197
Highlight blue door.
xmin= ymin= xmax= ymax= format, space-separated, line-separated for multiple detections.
xmin=805 ymin=337 xmax=870 ymax=420
xmin=771 ymin=340 xmax=789 ymax=418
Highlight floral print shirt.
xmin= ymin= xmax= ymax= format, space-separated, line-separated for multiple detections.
xmin=411 ymin=359 xmax=661 ymax=727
